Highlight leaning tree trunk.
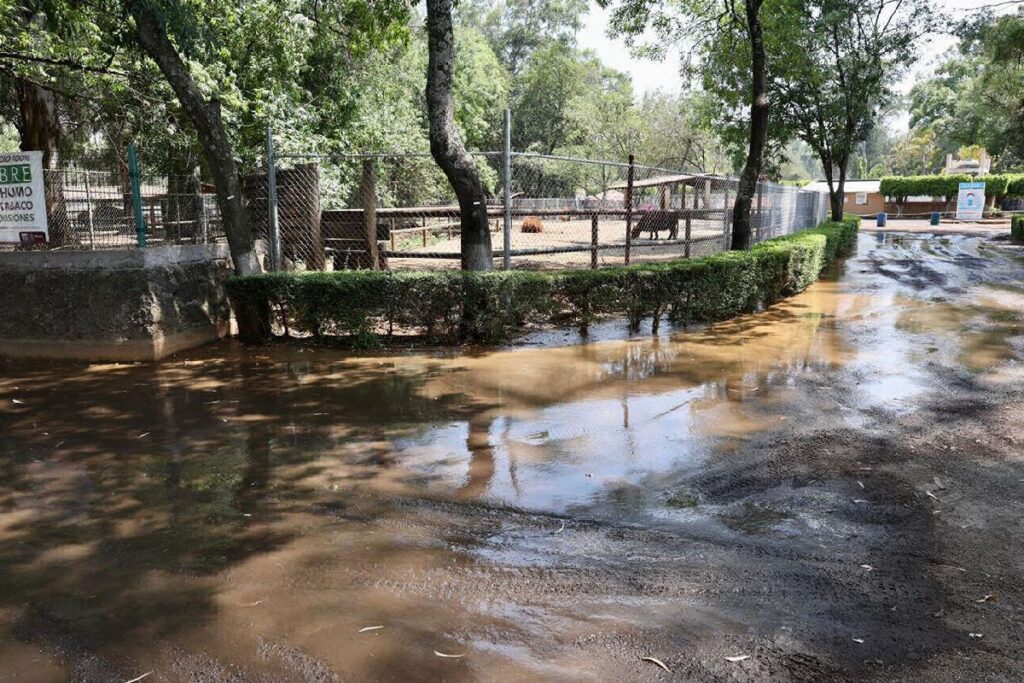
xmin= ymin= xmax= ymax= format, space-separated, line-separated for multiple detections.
xmin=425 ymin=0 xmax=493 ymax=271
xmin=128 ymin=0 xmax=268 ymax=341
xmin=731 ymin=0 xmax=768 ymax=251
xmin=18 ymin=78 xmax=71 ymax=246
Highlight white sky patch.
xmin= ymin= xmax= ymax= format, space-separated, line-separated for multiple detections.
xmin=578 ymin=0 xmax=1021 ymax=131
xmin=578 ymin=4 xmax=682 ymax=98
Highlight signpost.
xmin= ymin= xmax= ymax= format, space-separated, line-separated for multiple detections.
xmin=0 ymin=151 xmax=48 ymax=243
xmin=955 ymin=181 xmax=985 ymax=221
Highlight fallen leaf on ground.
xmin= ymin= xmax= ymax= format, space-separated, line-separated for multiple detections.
xmin=359 ymin=625 xmax=384 ymax=633
xmin=852 ymin=499 xmax=868 ymax=504
xmin=725 ymin=655 xmax=749 ymax=662
xmin=976 ymin=594 xmax=998 ymax=603
xmin=11 ymin=399 xmax=24 ymax=405
xmin=434 ymin=650 xmax=466 ymax=658
xmin=860 ymin=564 xmax=874 ymax=571
xmin=932 ymin=608 xmax=945 ymax=618
xmin=969 ymin=633 xmax=984 ymax=639
xmin=123 ymin=673 xmax=153 ymax=683
xmin=853 ymin=638 xmax=865 ymax=644
xmin=238 ymin=600 xmax=264 ymax=607
xmin=136 ymin=432 xmax=150 ymax=439
xmin=640 ymin=657 xmax=670 ymax=672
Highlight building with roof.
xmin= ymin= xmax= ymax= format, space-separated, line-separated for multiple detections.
xmin=805 ymin=180 xmax=947 ymax=217
xmin=806 ymin=180 xmax=888 ymax=215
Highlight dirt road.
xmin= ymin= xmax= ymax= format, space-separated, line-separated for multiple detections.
xmin=0 ymin=231 xmax=1022 ymax=681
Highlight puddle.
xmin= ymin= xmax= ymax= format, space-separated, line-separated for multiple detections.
xmin=0 ymin=232 xmax=1021 ymax=679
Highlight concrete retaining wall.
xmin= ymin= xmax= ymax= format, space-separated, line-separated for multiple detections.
xmin=0 ymin=245 xmax=232 ymax=361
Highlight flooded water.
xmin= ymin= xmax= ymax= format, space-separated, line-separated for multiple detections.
xmin=1 ymin=232 xmax=1022 ymax=682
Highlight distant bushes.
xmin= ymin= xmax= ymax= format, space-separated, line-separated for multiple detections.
xmin=226 ymin=217 xmax=860 ymax=347
xmin=1012 ymin=215 xmax=1024 ymax=244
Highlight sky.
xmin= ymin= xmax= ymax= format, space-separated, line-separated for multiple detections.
xmin=577 ymin=0 xmax=1019 ymax=133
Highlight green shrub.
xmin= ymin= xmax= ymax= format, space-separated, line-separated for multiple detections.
xmin=226 ymin=217 xmax=860 ymax=347
xmin=1012 ymin=215 xmax=1024 ymax=244
xmin=1007 ymin=175 xmax=1024 ymax=198
xmin=880 ymin=174 xmax=973 ymax=201
xmin=881 ymin=174 xmax=1024 ymax=201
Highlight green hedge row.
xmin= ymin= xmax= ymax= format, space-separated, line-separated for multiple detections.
xmin=880 ymin=173 xmax=1024 ymax=200
xmin=1012 ymin=215 xmax=1024 ymax=244
xmin=226 ymin=217 xmax=861 ymax=347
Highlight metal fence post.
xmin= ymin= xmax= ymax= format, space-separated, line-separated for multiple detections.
xmin=266 ymin=126 xmax=282 ymax=271
xmin=722 ymin=186 xmax=731 ymax=250
xmin=83 ymin=170 xmax=96 ymax=249
xmin=127 ymin=143 xmax=146 ymax=248
xmin=502 ymin=108 xmax=512 ymax=271
xmin=755 ymin=182 xmax=763 ymax=244
xmin=624 ymin=154 xmax=634 ymax=265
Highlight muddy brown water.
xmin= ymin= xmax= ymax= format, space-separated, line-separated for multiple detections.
xmin=1 ymin=232 xmax=1023 ymax=682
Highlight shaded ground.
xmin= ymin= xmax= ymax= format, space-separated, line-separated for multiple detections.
xmin=0 ymin=231 xmax=1023 ymax=681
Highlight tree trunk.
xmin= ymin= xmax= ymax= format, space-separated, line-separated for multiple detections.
xmin=830 ymin=159 xmax=847 ymax=221
xmin=128 ymin=2 xmax=259 ymax=276
xmin=17 ymin=78 xmax=71 ymax=246
xmin=425 ymin=0 xmax=492 ymax=271
xmin=128 ymin=0 xmax=268 ymax=341
xmin=731 ymin=0 xmax=768 ymax=251
xmin=822 ymin=154 xmax=846 ymax=222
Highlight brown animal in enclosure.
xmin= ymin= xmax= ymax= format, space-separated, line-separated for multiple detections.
xmin=521 ymin=216 xmax=544 ymax=233
xmin=632 ymin=210 xmax=680 ymax=240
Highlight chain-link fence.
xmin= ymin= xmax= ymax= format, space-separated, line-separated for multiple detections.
xmin=2 ymin=139 xmax=827 ymax=266
xmin=256 ymin=148 xmax=829 ymax=272
xmin=1 ymin=148 xmax=224 ymax=251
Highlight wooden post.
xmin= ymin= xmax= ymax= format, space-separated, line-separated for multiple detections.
xmin=148 ymin=201 xmax=156 ymax=237
xmin=422 ymin=227 xmax=428 ymax=247
xmin=591 ymin=213 xmax=599 ymax=269
xmin=360 ymin=159 xmax=379 ymax=270
xmin=624 ymin=154 xmax=634 ymax=265
xmin=390 ymin=230 xmax=396 ymax=252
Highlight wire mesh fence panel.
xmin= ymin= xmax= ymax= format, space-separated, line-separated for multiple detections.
xmin=262 ymin=150 xmax=832 ymax=273
xmin=263 ymin=153 xmax=475 ymax=271
xmin=2 ymin=142 xmax=829 ymax=263
xmin=1 ymin=151 xmax=225 ymax=252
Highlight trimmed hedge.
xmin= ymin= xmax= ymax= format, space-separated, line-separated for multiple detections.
xmin=880 ymin=173 xmax=1024 ymax=201
xmin=226 ymin=217 xmax=860 ymax=347
xmin=1012 ymin=215 xmax=1024 ymax=244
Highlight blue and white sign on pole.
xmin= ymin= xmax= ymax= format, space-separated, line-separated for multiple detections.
xmin=0 ymin=151 xmax=47 ymax=243
xmin=955 ymin=181 xmax=985 ymax=221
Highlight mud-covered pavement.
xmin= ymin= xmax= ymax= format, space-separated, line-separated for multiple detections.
xmin=1 ymin=232 xmax=1023 ymax=682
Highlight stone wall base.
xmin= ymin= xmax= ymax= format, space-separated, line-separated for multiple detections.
xmin=0 ymin=245 xmax=232 ymax=362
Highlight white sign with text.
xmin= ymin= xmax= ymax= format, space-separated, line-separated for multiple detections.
xmin=955 ymin=181 xmax=985 ymax=221
xmin=0 ymin=151 xmax=48 ymax=243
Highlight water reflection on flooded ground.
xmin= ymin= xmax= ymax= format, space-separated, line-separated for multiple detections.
xmin=1 ymin=232 xmax=1023 ymax=681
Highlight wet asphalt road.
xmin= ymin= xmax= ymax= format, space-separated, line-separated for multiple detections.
xmin=0 ymin=231 xmax=1023 ymax=681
